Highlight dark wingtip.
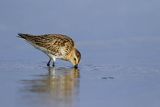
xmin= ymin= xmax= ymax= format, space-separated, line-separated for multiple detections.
xmin=17 ymin=33 xmax=28 ymax=39
xmin=18 ymin=33 xmax=22 ymax=35
xmin=17 ymin=33 xmax=23 ymax=38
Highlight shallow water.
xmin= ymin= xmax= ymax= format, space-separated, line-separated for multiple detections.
xmin=0 ymin=60 xmax=160 ymax=107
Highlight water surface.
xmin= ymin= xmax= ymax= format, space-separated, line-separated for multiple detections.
xmin=0 ymin=60 xmax=160 ymax=107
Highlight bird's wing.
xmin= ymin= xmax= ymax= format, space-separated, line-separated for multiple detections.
xmin=18 ymin=33 xmax=75 ymax=56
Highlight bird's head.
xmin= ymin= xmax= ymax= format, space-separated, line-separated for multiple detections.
xmin=68 ymin=48 xmax=81 ymax=68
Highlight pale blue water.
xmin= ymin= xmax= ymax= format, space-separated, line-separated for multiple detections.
xmin=0 ymin=0 xmax=160 ymax=107
xmin=1 ymin=61 xmax=160 ymax=107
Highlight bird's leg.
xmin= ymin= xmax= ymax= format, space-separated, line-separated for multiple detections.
xmin=47 ymin=59 xmax=51 ymax=66
xmin=52 ymin=57 xmax=56 ymax=67
xmin=52 ymin=61 xmax=55 ymax=67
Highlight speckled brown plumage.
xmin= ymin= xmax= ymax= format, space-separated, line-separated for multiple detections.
xmin=18 ymin=33 xmax=81 ymax=67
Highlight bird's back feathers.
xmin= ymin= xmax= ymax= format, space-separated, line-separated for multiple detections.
xmin=18 ymin=33 xmax=75 ymax=57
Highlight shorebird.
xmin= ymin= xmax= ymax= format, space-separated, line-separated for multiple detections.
xmin=18 ymin=33 xmax=81 ymax=68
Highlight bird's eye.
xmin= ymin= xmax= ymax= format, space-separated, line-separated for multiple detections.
xmin=74 ymin=58 xmax=76 ymax=61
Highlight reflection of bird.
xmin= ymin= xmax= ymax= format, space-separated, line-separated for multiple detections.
xmin=48 ymin=67 xmax=80 ymax=79
xmin=20 ymin=67 xmax=80 ymax=106
xmin=47 ymin=67 xmax=80 ymax=94
xmin=18 ymin=33 xmax=81 ymax=68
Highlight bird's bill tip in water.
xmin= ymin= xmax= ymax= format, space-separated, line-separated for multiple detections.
xmin=74 ymin=64 xmax=78 ymax=68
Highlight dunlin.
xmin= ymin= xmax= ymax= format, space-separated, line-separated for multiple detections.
xmin=18 ymin=33 xmax=81 ymax=68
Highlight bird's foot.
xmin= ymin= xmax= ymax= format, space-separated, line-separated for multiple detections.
xmin=47 ymin=59 xmax=51 ymax=66
xmin=52 ymin=62 xmax=55 ymax=67
xmin=47 ymin=63 xmax=50 ymax=66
